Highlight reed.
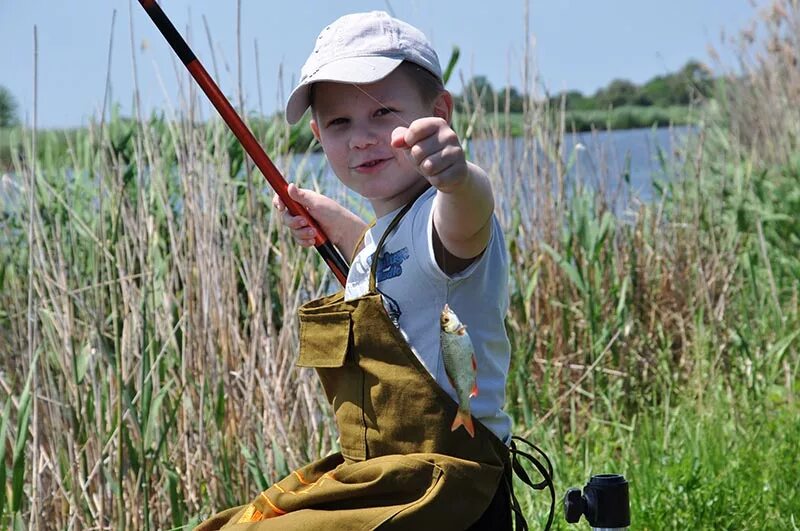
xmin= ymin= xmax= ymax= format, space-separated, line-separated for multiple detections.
xmin=1 ymin=99 xmax=346 ymax=528
xmin=1 ymin=1 xmax=798 ymax=528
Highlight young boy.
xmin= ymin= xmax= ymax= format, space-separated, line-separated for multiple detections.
xmin=198 ymin=11 xmax=523 ymax=530
xmin=276 ymin=11 xmax=512 ymax=447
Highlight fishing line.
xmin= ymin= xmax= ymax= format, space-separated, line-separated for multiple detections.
xmin=348 ymin=82 xmax=413 ymax=129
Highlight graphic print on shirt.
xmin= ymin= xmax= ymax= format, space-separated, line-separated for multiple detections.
xmin=376 ymin=247 xmax=410 ymax=283
xmin=348 ymin=247 xmax=410 ymax=288
xmin=375 ymin=247 xmax=408 ymax=325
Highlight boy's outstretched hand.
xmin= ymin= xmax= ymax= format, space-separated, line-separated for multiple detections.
xmin=391 ymin=117 xmax=494 ymax=263
xmin=390 ymin=117 xmax=468 ymax=193
xmin=272 ymin=184 xmax=367 ymax=261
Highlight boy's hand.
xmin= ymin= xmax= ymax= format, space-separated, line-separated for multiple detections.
xmin=272 ymin=184 xmax=337 ymax=247
xmin=391 ymin=117 xmax=495 ymax=264
xmin=272 ymin=184 xmax=368 ymax=258
xmin=390 ymin=118 xmax=468 ymax=193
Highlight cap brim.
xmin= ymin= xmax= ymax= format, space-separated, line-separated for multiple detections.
xmin=285 ymin=56 xmax=403 ymax=124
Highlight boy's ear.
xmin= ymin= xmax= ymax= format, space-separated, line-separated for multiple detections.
xmin=309 ymin=117 xmax=321 ymax=141
xmin=432 ymin=91 xmax=454 ymax=123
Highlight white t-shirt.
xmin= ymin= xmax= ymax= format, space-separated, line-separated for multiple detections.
xmin=345 ymin=187 xmax=512 ymax=442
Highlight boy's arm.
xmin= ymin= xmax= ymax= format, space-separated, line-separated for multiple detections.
xmin=391 ymin=118 xmax=494 ymax=267
xmin=273 ymin=183 xmax=369 ymax=263
xmin=431 ymin=161 xmax=494 ymax=261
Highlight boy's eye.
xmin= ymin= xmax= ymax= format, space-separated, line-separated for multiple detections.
xmin=327 ymin=117 xmax=348 ymax=127
xmin=375 ymin=107 xmax=396 ymax=118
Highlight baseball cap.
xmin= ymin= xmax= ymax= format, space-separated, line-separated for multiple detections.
xmin=285 ymin=11 xmax=443 ymax=124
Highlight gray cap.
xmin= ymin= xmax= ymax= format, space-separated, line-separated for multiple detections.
xmin=285 ymin=11 xmax=443 ymax=124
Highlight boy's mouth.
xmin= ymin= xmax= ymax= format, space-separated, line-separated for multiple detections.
xmin=352 ymin=157 xmax=392 ymax=171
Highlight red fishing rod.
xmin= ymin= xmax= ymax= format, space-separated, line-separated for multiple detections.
xmin=138 ymin=0 xmax=349 ymax=286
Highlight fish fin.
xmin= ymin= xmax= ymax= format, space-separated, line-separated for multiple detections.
xmin=451 ymin=409 xmax=476 ymax=438
xmin=470 ymin=356 xmax=479 ymax=397
xmin=457 ymin=324 xmax=468 ymax=336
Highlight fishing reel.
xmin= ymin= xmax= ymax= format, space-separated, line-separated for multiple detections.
xmin=564 ymin=474 xmax=630 ymax=530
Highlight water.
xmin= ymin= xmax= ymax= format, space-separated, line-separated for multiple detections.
xmin=1 ymin=126 xmax=694 ymax=219
xmin=471 ymin=126 xmax=693 ymax=206
xmin=562 ymin=126 xmax=692 ymax=203
xmin=1 ymin=172 xmax=23 ymax=215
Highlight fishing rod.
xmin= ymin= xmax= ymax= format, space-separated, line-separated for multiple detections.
xmin=138 ymin=0 xmax=349 ymax=286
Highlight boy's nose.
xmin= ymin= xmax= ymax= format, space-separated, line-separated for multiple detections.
xmin=349 ymin=127 xmax=378 ymax=150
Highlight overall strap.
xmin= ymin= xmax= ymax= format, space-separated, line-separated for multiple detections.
xmin=368 ymin=185 xmax=431 ymax=292
xmin=350 ymin=221 xmax=376 ymax=264
xmin=507 ymin=436 xmax=555 ymax=531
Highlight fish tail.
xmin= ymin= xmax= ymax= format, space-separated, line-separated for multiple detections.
xmin=451 ymin=408 xmax=475 ymax=438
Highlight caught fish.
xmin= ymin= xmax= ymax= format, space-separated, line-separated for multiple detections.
xmin=440 ymin=304 xmax=478 ymax=437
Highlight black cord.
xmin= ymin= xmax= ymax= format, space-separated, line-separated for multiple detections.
xmin=508 ymin=436 xmax=555 ymax=531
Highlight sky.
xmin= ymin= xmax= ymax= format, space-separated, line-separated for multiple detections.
xmin=0 ymin=0 xmax=767 ymax=129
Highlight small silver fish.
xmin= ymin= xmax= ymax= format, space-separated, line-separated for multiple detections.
xmin=440 ymin=304 xmax=478 ymax=438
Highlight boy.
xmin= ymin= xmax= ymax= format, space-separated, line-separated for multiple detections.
xmin=277 ymin=11 xmax=512 ymax=447
xmin=198 ymin=11 xmax=526 ymax=530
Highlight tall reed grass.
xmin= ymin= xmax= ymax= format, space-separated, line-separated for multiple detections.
xmin=1 ymin=1 xmax=798 ymax=529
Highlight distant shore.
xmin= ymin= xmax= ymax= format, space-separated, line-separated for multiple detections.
xmin=504 ymin=104 xmax=697 ymax=135
xmin=0 ymin=104 xmax=696 ymax=170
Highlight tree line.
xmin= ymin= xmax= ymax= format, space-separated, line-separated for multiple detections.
xmin=455 ymin=59 xmax=714 ymax=112
xmin=0 ymin=86 xmax=17 ymax=127
xmin=0 ymin=60 xmax=714 ymax=129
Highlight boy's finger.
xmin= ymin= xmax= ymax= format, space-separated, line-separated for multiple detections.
xmin=403 ymin=117 xmax=444 ymax=146
xmin=272 ymin=193 xmax=285 ymax=211
xmin=287 ymin=215 xmax=309 ymax=230
xmin=287 ymin=183 xmax=303 ymax=201
xmin=419 ymin=150 xmax=456 ymax=177
xmin=299 ymin=227 xmax=317 ymax=240
xmin=391 ymin=126 xmax=410 ymax=148
xmin=288 ymin=183 xmax=321 ymax=210
xmin=419 ymin=152 xmax=443 ymax=175
xmin=409 ymin=143 xmax=432 ymax=166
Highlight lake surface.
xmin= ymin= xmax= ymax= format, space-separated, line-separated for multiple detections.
xmin=481 ymin=126 xmax=693 ymax=203
xmin=1 ymin=126 xmax=694 ymax=219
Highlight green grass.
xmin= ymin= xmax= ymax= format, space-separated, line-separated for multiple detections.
xmin=564 ymin=104 xmax=697 ymax=131
xmin=516 ymin=388 xmax=800 ymax=530
xmin=0 ymin=109 xmax=317 ymax=172
xmin=0 ymin=126 xmax=84 ymax=172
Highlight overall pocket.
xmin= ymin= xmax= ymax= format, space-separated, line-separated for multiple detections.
xmin=297 ymin=309 xmax=367 ymax=461
xmin=297 ymin=310 xmax=350 ymax=368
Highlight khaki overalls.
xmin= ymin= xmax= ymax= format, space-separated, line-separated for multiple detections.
xmin=197 ymin=194 xmax=552 ymax=530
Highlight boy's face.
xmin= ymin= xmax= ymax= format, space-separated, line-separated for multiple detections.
xmin=309 ymin=68 xmax=448 ymax=216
